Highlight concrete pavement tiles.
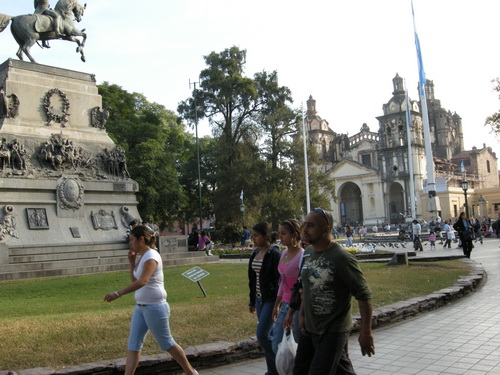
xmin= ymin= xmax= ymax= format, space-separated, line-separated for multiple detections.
xmin=202 ymin=238 xmax=500 ymax=375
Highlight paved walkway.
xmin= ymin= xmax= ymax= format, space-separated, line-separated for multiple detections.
xmin=202 ymin=238 xmax=500 ymax=374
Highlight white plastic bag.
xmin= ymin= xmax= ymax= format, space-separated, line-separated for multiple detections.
xmin=275 ymin=330 xmax=297 ymax=375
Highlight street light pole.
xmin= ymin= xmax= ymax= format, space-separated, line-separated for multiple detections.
xmin=461 ymin=179 xmax=469 ymax=218
xmin=240 ymin=202 xmax=245 ymax=228
xmin=189 ymin=79 xmax=203 ymax=232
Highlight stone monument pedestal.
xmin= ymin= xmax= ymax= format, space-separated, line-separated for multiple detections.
xmin=0 ymin=59 xmax=141 ymax=279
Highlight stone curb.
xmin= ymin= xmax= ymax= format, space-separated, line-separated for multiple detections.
xmin=4 ymin=259 xmax=485 ymax=375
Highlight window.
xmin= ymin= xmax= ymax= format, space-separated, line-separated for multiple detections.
xmin=361 ymin=154 xmax=371 ymax=167
xmin=453 ymin=205 xmax=458 ymax=217
xmin=487 ymin=160 xmax=491 ymax=173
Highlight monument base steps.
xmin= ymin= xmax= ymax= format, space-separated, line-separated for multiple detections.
xmin=0 ymin=244 xmax=219 ymax=281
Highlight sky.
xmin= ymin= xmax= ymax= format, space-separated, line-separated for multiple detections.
xmin=1 ymin=0 xmax=499 ymax=158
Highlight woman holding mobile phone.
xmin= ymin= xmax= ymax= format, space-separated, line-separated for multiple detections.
xmin=104 ymin=225 xmax=198 ymax=375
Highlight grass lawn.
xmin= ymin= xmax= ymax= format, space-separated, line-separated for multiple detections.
xmin=0 ymin=260 xmax=470 ymax=370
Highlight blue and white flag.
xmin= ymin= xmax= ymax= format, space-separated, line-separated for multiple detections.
xmin=240 ymin=190 xmax=244 ymax=201
xmin=460 ymin=160 xmax=465 ymax=173
xmin=411 ymin=0 xmax=426 ymax=94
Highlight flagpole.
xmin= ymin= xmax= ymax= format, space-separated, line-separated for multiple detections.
xmin=302 ymin=104 xmax=311 ymax=213
xmin=405 ymin=82 xmax=416 ymax=220
xmin=411 ymin=0 xmax=440 ymax=216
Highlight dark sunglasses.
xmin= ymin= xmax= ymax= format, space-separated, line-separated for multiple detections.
xmin=312 ymin=207 xmax=331 ymax=227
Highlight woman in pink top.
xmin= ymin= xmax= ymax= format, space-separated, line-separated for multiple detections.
xmin=271 ymin=219 xmax=304 ymax=353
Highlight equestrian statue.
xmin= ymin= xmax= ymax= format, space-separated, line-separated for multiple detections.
xmin=0 ymin=0 xmax=87 ymax=63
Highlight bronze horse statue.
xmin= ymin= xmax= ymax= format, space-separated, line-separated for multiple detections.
xmin=0 ymin=0 xmax=87 ymax=63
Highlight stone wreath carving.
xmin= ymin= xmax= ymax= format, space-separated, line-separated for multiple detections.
xmin=57 ymin=177 xmax=84 ymax=210
xmin=44 ymin=88 xmax=70 ymax=127
xmin=0 ymin=87 xmax=20 ymax=118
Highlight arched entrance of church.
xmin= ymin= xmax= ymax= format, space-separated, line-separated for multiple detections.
xmin=339 ymin=182 xmax=363 ymax=226
xmin=388 ymin=182 xmax=405 ymax=224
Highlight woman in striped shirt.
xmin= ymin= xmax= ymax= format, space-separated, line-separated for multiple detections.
xmin=248 ymin=222 xmax=281 ymax=375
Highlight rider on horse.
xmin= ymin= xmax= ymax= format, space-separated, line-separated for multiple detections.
xmin=34 ymin=0 xmax=63 ymax=47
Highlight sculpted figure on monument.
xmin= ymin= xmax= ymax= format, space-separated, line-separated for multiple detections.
xmin=98 ymin=147 xmax=130 ymax=179
xmin=0 ymin=0 xmax=87 ymax=63
xmin=34 ymin=0 xmax=63 ymax=48
xmin=0 ymin=88 xmax=20 ymax=119
xmin=116 ymin=148 xmax=130 ymax=178
xmin=91 ymin=106 xmax=111 ymax=129
xmin=0 ymin=205 xmax=18 ymax=240
xmin=38 ymin=133 xmax=96 ymax=173
xmin=0 ymin=138 xmax=10 ymax=171
xmin=9 ymin=139 xmax=28 ymax=170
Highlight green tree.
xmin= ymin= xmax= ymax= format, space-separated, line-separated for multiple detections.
xmin=178 ymin=47 xmax=266 ymax=224
xmin=252 ymin=70 xmax=303 ymax=228
xmin=177 ymin=136 xmax=218 ymax=229
xmin=485 ymin=78 xmax=500 ymax=135
xmin=99 ymin=83 xmax=190 ymax=224
xmin=178 ymin=47 xmax=259 ymax=167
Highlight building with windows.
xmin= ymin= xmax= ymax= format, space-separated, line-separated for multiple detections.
xmin=307 ymin=74 xmax=499 ymax=226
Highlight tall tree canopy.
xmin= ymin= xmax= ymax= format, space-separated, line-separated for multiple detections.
xmin=178 ymin=46 xmax=282 ymax=224
xmin=99 ymin=83 xmax=190 ymax=224
xmin=178 ymin=46 xmax=335 ymax=228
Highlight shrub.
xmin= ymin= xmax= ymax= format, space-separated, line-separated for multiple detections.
xmin=213 ymin=222 xmax=241 ymax=245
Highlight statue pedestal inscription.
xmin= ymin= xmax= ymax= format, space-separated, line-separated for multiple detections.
xmin=159 ymin=236 xmax=188 ymax=254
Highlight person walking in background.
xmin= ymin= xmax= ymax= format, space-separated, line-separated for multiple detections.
xmin=294 ymin=208 xmax=374 ymax=374
xmin=412 ymin=219 xmax=423 ymax=251
xmin=241 ymin=226 xmax=251 ymax=246
xmin=443 ymin=220 xmax=453 ymax=248
xmin=428 ymin=230 xmax=436 ymax=250
xmin=104 ymin=225 xmax=198 ymax=375
xmin=453 ymin=212 xmax=474 ymax=258
xmin=272 ymin=219 xmax=304 ymax=354
xmin=248 ymin=222 xmax=281 ymax=375
xmin=345 ymin=224 xmax=354 ymax=248
xmin=358 ymin=225 xmax=367 ymax=240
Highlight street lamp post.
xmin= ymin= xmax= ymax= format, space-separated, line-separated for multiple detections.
xmin=189 ymin=79 xmax=203 ymax=232
xmin=240 ymin=203 xmax=245 ymax=228
xmin=461 ymin=179 xmax=469 ymax=218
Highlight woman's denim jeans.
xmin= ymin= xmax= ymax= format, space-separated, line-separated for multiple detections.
xmin=255 ymin=297 xmax=278 ymax=375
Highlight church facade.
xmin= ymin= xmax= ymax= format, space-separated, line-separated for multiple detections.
xmin=307 ymin=74 xmax=499 ymax=226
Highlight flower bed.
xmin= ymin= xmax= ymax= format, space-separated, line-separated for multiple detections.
xmin=212 ymin=247 xmax=254 ymax=256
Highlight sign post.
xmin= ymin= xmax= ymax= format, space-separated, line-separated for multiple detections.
xmin=181 ymin=266 xmax=210 ymax=297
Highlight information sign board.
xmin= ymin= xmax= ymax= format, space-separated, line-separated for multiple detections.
xmin=182 ymin=266 xmax=210 ymax=283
